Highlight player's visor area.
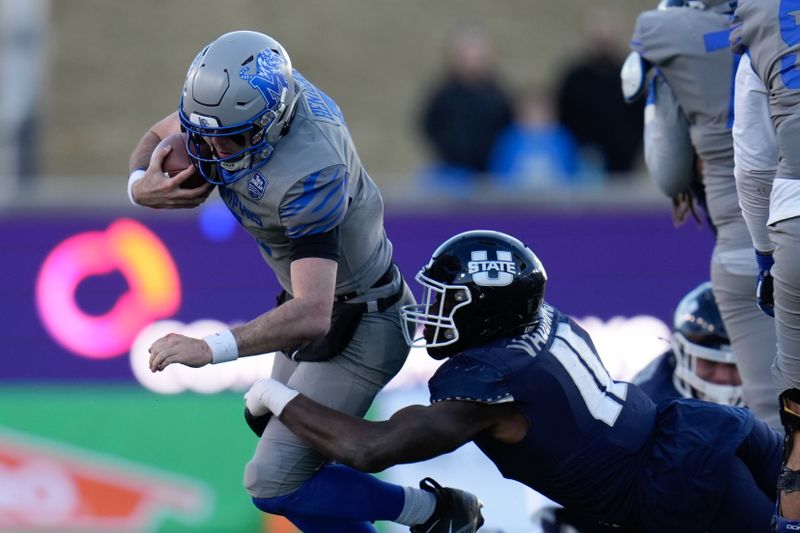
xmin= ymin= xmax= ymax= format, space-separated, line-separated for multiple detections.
xmin=399 ymin=272 xmax=472 ymax=349
xmin=672 ymin=333 xmax=734 ymax=364
xmin=178 ymin=105 xmax=277 ymax=186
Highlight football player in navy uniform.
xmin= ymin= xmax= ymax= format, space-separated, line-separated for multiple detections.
xmin=730 ymin=0 xmax=800 ymax=528
xmin=245 ymin=230 xmax=783 ymax=532
xmin=634 ymin=282 xmax=743 ymax=406
xmin=621 ymin=0 xmax=780 ymax=429
xmin=127 ymin=31 xmax=482 ymax=533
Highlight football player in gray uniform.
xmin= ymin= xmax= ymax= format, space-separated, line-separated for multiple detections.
xmin=127 ymin=31 xmax=482 ymax=533
xmin=730 ymin=0 xmax=800 ymax=528
xmin=622 ymin=0 xmax=780 ymax=429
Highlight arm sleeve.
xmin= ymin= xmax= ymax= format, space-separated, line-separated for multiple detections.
xmin=288 ymin=227 xmax=340 ymax=262
xmin=644 ymin=74 xmax=695 ymax=198
xmin=279 ymin=165 xmax=349 ymax=240
xmin=732 ymin=54 xmax=777 ymax=253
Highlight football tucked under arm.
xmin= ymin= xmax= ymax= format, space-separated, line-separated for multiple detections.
xmin=156 ymin=133 xmax=209 ymax=189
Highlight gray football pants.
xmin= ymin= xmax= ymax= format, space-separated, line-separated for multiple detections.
xmin=244 ymin=283 xmax=415 ymax=498
xmin=712 ymin=260 xmax=781 ymax=430
xmin=770 ymin=216 xmax=800 ymax=396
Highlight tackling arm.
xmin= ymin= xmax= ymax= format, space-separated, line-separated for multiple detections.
xmin=279 ymin=394 xmax=502 ymax=473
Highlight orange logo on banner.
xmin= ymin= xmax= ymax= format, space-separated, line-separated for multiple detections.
xmin=0 ymin=429 xmax=211 ymax=531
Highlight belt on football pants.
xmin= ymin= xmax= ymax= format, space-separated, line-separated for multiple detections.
xmin=335 ymin=263 xmax=404 ymax=313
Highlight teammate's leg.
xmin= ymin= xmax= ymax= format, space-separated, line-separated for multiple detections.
xmin=768 ymin=110 xmax=800 ymax=522
xmin=771 ymin=216 xmax=800 ymax=522
xmin=712 ymin=259 xmax=781 ymax=429
xmin=770 ymin=216 xmax=800 ymax=393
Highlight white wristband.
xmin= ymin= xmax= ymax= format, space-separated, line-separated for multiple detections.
xmin=128 ymin=169 xmax=146 ymax=205
xmin=203 ymin=329 xmax=239 ymax=364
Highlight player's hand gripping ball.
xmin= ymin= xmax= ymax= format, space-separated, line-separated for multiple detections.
xmin=156 ymin=133 xmax=209 ymax=189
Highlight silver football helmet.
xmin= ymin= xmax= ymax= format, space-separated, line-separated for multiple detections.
xmin=179 ymin=31 xmax=300 ymax=185
xmin=657 ymin=0 xmax=736 ymax=13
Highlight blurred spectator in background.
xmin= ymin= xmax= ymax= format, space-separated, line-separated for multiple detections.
xmin=488 ymin=83 xmax=593 ymax=190
xmin=0 ymin=0 xmax=48 ymax=196
xmin=556 ymin=9 xmax=643 ymax=177
xmin=417 ymin=22 xmax=513 ymax=194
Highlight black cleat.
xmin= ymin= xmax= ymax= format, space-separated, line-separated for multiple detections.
xmin=410 ymin=477 xmax=484 ymax=533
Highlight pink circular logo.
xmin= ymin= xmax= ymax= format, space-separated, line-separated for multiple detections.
xmin=36 ymin=219 xmax=181 ymax=359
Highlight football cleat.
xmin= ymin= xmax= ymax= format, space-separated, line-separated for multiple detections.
xmin=410 ymin=477 xmax=484 ymax=533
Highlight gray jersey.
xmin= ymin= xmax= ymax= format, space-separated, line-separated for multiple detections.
xmin=732 ymin=0 xmax=800 ymax=185
xmin=218 ymin=71 xmax=393 ymax=298
xmin=633 ymin=8 xmax=750 ymax=252
xmin=731 ymin=0 xmax=800 ymax=127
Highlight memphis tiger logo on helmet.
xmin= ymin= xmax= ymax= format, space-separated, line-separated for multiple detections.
xmin=178 ymin=31 xmax=300 ymax=186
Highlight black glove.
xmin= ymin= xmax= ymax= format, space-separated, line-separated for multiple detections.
xmin=244 ymin=407 xmax=271 ymax=437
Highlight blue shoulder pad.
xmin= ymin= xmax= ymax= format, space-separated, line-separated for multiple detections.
xmin=428 ymin=356 xmax=512 ymax=404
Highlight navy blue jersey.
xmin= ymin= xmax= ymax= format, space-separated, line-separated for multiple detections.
xmin=428 ymin=303 xmax=756 ymax=530
xmin=632 ymin=351 xmax=682 ymax=403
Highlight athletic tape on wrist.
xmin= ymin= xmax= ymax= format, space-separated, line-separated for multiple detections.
xmin=127 ymin=169 xmax=146 ymax=205
xmin=262 ymin=382 xmax=300 ymax=417
xmin=203 ymin=329 xmax=239 ymax=364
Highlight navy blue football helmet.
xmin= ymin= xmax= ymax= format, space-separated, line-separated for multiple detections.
xmin=401 ymin=230 xmax=547 ymax=359
xmin=672 ymin=282 xmax=742 ymax=405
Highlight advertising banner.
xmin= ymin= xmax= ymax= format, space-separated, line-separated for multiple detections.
xmin=0 ymin=201 xmax=714 ymax=531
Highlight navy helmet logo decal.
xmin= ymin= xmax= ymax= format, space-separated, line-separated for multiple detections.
xmin=468 ymin=250 xmax=516 ymax=286
xmin=240 ymin=49 xmax=289 ymax=110
xmin=248 ymin=172 xmax=268 ymax=200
